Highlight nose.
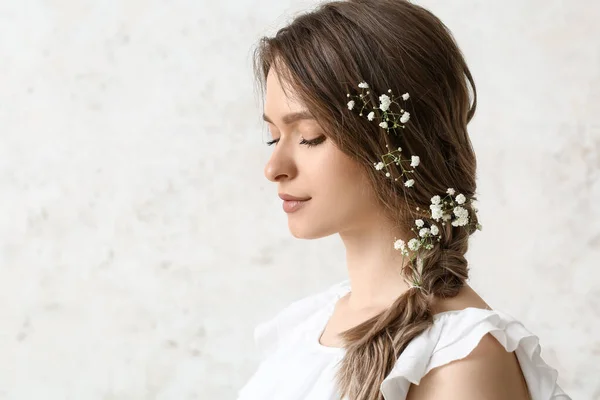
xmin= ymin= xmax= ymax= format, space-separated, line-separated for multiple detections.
xmin=264 ymin=141 xmax=297 ymax=183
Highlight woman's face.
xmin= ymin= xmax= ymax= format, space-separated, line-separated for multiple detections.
xmin=263 ymin=68 xmax=380 ymax=239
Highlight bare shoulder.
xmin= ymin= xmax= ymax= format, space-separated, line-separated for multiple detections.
xmin=405 ymin=333 xmax=531 ymax=400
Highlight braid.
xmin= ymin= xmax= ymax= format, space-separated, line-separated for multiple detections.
xmin=419 ymin=223 xmax=471 ymax=298
xmin=336 ymin=286 xmax=432 ymax=399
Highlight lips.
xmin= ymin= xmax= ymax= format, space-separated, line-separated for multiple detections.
xmin=278 ymin=193 xmax=311 ymax=213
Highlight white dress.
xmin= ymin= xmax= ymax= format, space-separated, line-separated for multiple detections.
xmin=237 ymin=279 xmax=570 ymax=400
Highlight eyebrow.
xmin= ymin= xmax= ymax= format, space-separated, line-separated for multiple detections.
xmin=262 ymin=110 xmax=316 ymax=125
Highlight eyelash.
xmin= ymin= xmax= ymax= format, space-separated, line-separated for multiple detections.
xmin=266 ymin=136 xmax=326 ymax=148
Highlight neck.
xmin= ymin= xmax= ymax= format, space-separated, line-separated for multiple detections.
xmin=338 ymin=212 xmax=412 ymax=311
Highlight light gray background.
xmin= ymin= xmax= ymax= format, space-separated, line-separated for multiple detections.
xmin=0 ymin=0 xmax=598 ymax=399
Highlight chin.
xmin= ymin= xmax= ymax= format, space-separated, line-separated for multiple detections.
xmin=288 ymin=220 xmax=336 ymax=240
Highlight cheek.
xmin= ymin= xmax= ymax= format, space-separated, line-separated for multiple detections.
xmin=315 ymin=144 xmax=372 ymax=206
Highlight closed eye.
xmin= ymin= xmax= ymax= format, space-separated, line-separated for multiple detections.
xmin=266 ymin=136 xmax=326 ymax=147
xmin=299 ymin=136 xmax=326 ymax=148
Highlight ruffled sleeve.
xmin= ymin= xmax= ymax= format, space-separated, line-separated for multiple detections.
xmin=253 ymin=280 xmax=350 ymax=360
xmin=380 ymin=307 xmax=571 ymax=400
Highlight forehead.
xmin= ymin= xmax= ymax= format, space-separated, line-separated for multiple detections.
xmin=264 ymin=68 xmax=315 ymax=126
xmin=265 ymin=68 xmax=302 ymax=108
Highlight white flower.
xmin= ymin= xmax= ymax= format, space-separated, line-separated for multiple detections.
xmin=452 ymin=206 xmax=469 ymax=227
xmin=415 ymin=219 xmax=424 ymax=228
xmin=347 ymin=100 xmax=355 ymax=110
xmin=385 ymin=172 xmax=391 ymax=177
xmin=410 ymin=155 xmax=420 ymax=168
xmin=394 ymin=239 xmax=409 ymax=256
xmin=379 ymin=94 xmax=391 ymax=112
xmin=430 ymin=224 xmax=439 ymax=235
xmin=419 ymin=228 xmax=430 ymax=238
xmin=367 ymin=111 xmax=375 ymax=121
xmin=404 ymin=179 xmax=415 ymax=187
xmin=379 ymin=121 xmax=388 ymax=129
xmin=402 ymin=92 xmax=410 ymax=101
xmin=358 ymin=82 xmax=369 ymax=89
xmin=455 ymin=194 xmax=466 ymax=204
xmin=431 ymin=195 xmax=441 ymax=205
xmin=394 ymin=239 xmax=406 ymax=251
xmin=375 ymin=162 xmax=385 ymax=170
xmin=397 ymin=147 xmax=402 ymax=152
xmin=408 ymin=238 xmax=421 ymax=251
xmin=452 ymin=218 xmax=468 ymax=227
xmin=430 ymin=204 xmax=443 ymax=220
xmin=442 ymin=213 xmax=452 ymax=222
xmin=400 ymin=111 xmax=410 ymax=123
xmin=446 ymin=188 xmax=455 ymax=195
xmin=453 ymin=206 xmax=468 ymax=218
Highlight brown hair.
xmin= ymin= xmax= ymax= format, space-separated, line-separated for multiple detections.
xmin=252 ymin=0 xmax=480 ymax=398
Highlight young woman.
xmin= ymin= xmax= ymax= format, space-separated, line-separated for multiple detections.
xmin=238 ymin=1 xmax=570 ymax=399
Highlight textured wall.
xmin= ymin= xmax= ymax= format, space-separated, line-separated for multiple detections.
xmin=0 ymin=0 xmax=598 ymax=399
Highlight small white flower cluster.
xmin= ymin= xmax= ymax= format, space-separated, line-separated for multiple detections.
xmin=393 ymin=216 xmax=440 ymax=258
xmin=429 ymin=188 xmax=481 ymax=228
xmin=373 ymin=145 xmax=419 ymax=187
xmin=346 ymin=81 xmax=419 ymax=189
xmin=347 ymin=81 xmax=411 ymax=134
xmin=394 ymin=188 xmax=482 ymax=257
